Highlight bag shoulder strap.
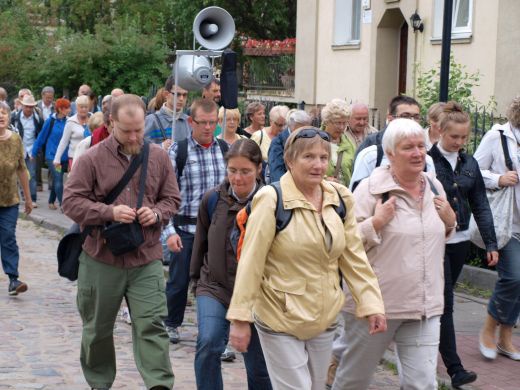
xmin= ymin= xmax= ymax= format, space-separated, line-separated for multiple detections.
xmin=328 ymin=182 xmax=347 ymax=222
xmin=499 ymin=130 xmax=514 ymax=171
xmin=104 ymin=145 xmax=146 ymax=205
xmin=153 ymin=113 xmax=167 ymax=141
xmin=333 ymin=151 xmax=344 ymax=179
xmin=175 ymin=138 xmax=189 ymax=179
xmin=136 ymin=142 xmax=150 ymax=209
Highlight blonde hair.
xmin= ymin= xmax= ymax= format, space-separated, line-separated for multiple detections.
xmin=439 ymin=101 xmax=470 ymax=132
xmin=218 ymin=106 xmax=241 ymax=121
xmin=88 ymin=112 xmax=104 ymax=132
xmin=321 ymin=99 xmax=349 ymax=125
xmin=427 ymin=102 xmax=447 ymax=123
xmin=75 ymin=95 xmax=90 ymax=107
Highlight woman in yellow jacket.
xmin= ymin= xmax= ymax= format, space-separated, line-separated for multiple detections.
xmin=227 ymin=127 xmax=386 ymax=390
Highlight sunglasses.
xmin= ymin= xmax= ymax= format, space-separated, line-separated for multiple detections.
xmin=294 ymin=128 xmax=330 ymax=142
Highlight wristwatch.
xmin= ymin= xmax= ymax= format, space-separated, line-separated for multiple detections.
xmin=153 ymin=212 xmax=160 ymax=224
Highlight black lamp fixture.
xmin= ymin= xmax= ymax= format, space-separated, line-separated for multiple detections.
xmin=410 ymin=11 xmax=424 ymax=33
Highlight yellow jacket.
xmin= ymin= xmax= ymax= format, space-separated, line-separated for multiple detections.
xmin=226 ymin=172 xmax=385 ymax=340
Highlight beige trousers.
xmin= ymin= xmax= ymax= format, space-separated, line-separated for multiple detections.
xmin=255 ymin=325 xmax=335 ymax=390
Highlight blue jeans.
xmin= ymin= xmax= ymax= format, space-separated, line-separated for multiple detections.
xmin=165 ymin=229 xmax=195 ymax=328
xmin=439 ymin=241 xmax=470 ymax=376
xmin=25 ymin=156 xmax=37 ymax=202
xmin=488 ymin=236 xmax=520 ymax=326
xmin=0 ymin=205 xmax=20 ymax=279
xmin=195 ymin=295 xmax=272 ymax=390
xmin=46 ymin=159 xmax=65 ymax=205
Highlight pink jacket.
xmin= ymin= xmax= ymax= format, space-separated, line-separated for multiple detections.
xmin=344 ymin=166 xmax=452 ymax=320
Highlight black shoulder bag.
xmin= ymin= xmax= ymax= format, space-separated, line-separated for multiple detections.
xmin=57 ymin=143 xmax=150 ymax=280
xmin=101 ymin=142 xmax=150 ymax=256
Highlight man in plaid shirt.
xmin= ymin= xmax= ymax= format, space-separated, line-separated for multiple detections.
xmin=163 ymin=98 xmax=227 ymax=343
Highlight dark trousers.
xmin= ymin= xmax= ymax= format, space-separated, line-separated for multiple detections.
xmin=165 ymin=229 xmax=195 ymax=328
xmin=439 ymin=241 xmax=470 ymax=376
xmin=0 ymin=205 xmax=20 ymax=279
xmin=194 ymin=295 xmax=272 ymax=390
xmin=36 ymin=151 xmax=44 ymax=187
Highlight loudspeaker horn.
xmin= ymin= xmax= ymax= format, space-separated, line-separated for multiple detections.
xmin=174 ymin=55 xmax=213 ymax=91
xmin=193 ymin=6 xmax=235 ymax=50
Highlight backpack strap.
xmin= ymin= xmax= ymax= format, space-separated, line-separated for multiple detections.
xmin=269 ymin=181 xmax=293 ymax=232
xmin=375 ymin=144 xmax=384 ymax=168
xmin=175 ymin=139 xmax=188 ymax=180
xmin=43 ymin=116 xmax=56 ymax=149
xmin=327 ymin=182 xmax=347 ymax=222
xmin=499 ymin=130 xmax=514 ymax=171
xmin=426 ymin=177 xmax=439 ymax=196
xmin=153 ymin=113 xmax=168 ymax=141
xmin=206 ymin=189 xmax=219 ymax=222
xmin=216 ymin=138 xmax=230 ymax=157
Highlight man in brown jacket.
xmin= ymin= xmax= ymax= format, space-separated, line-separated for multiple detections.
xmin=62 ymin=94 xmax=180 ymax=390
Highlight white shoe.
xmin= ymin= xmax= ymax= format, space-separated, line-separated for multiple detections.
xmin=479 ymin=338 xmax=497 ymax=360
xmin=120 ymin=307 xmax=132 ymax=325
xmin=497 ymin=344 xmax=520 ymax=361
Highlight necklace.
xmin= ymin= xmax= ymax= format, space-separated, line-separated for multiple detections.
xmin=391 ymin=171 xmax=426 ymax=204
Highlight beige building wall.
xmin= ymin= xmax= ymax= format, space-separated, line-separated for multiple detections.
xmin=295 ymin=0 xmax=519 ymax=115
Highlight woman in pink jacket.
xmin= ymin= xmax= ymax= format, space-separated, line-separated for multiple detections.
xmin=332 ymin=119 xmax=457 ymax=390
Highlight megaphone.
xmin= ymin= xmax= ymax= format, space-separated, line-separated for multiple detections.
xmin=193 ymin=6 xmax=235 ymax=50
xmin=174 ymin=55 xmax=213 ymax=91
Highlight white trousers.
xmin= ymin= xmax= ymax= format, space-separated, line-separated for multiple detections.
xmin=332 ymin=312 xmax=440 ymax=390
xmin=255 ymin=325 xmax=335 ymax=390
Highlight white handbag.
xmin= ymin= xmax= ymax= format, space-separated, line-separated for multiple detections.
xmin=469 ymin=129 xmax=515 ymax=250
xmin=469 ymin=186 xmax=514 ymax=249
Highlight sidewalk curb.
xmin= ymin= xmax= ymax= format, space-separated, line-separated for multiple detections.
xmin=19 ymin=211 xmax=67 ymax=235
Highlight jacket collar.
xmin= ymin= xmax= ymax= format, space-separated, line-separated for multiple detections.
xmin=279 ymin=172 xmax=342 ymax=211
xmin=429 ymin=143 xmax=467 ymax=165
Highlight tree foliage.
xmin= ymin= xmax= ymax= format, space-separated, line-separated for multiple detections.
xmin=0 ymin=0 xmax=296 ymax=98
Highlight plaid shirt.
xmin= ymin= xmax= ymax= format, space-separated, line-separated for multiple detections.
xmin=164 ymin=135 xmax=226 ymax=235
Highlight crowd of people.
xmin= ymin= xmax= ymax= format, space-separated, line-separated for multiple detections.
xmin=1 ymin=78 xmax=519 ymax=390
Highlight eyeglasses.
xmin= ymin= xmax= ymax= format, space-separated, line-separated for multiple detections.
xmin=331 ymin=121 xmax=347 ymax=128
xmin=394 ymin=113 xmax=422 ymax=121
xmin=192 ymin=118 xmax=217 ymax=127
xmin=169 ymin=91 xmax=188 ymax=98
xmin=294 ymin=128 xmax=330 ymax=142
xmin=227 ymin=168 xmax=255 ymax=177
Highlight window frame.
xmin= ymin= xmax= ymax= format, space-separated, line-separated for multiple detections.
xmin=431 ymin=0 xmax=473 ymax=43
xmin=332 ymin=0 xmax=362 ymax=49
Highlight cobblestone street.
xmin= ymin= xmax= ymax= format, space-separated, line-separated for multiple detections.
xmin=0 ymin=219 xmax=400 ymax=389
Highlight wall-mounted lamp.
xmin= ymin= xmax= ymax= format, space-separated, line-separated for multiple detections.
xmin=410 ymin=11 xmax=424 ymax=33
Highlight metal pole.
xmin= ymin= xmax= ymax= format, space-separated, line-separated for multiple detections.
xmin=439 ymin=0 xmax=453 ymax=102
xmin=172 ymin=59 xmax=179 ymax=141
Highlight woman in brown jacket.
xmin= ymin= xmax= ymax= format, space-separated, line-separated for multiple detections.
xmin=190 ymin=139 xmax=272 ymax=390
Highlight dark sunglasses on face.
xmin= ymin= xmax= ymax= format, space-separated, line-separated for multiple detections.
xmin=294 ymin=128 xmax=331 ymax=142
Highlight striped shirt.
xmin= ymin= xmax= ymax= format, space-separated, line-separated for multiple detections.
xmin=164 ymin=135 xmax=226 ymax=235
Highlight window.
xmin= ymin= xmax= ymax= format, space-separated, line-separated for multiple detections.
xmin=432 ymin=0 xmax=473 ymax=40
xmin=333 ymin=0 xmax=361 ymax=46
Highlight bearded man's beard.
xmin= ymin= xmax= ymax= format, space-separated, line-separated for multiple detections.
xmin=122 ymin=142 xmax=142 ymax=155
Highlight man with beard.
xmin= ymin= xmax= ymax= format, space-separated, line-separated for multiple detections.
xmin=62 ymin=94 xmax=180 ymax=390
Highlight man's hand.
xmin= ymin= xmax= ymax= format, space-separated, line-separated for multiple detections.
xmin=368 ymin=314 xmax=387 ymax=335
xmin=113 ymin=205 xmax=136 ymax=223
xmin=137 ymin=207 xmax=157 ymax=227
xmin=167 ymin=234 xmax=183 ymax=252
xmin=230 ymin=320 xmax=251 ymax=353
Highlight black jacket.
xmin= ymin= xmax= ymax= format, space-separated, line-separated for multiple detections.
xmin=11 ymin=110 xmax=44 ymax=140
xmin=429 ymin=144 xmax=497 ymax=251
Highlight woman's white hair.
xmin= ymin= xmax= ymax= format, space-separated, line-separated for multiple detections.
xmin=382 ymin=118 xmax=426 ymax=155
xmin=269 ymin=105 xmax=290 ymax=122
xmin=288 ymin=110 xmax=311 ymax=130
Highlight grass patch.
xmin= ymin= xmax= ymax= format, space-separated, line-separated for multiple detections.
xmin=384 ymin=361 xmax=398 ymax=375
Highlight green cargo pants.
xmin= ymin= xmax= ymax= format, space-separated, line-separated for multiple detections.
xmin=77 ymin=251 xmax=174 ymax=389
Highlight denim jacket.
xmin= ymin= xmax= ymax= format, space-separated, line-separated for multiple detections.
xmin=429 ymin=144 xmax=497 ymax=251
